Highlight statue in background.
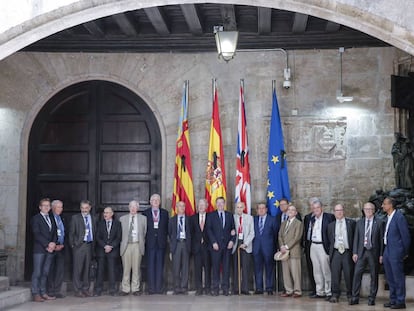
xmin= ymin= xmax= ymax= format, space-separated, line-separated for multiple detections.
xmin=392 ymin=132 xmax=414 ymax=189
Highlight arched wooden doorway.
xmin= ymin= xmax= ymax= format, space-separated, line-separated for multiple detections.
xmin=25 ymin=80 xmax=161 ymax=279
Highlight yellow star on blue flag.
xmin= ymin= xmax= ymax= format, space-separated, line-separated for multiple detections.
xmin=266 ymin=84 xmax=291 ymax=216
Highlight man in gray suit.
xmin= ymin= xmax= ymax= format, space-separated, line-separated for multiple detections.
xmin=232 ymin=202 xmax=254 ymax=295
xmin=278 ymin=205 xmax=304 ymax=298
xmin=119 ymin=200 xmax=147 ymax=296
xmin=69 ymin=200 xmax=96 ymax=297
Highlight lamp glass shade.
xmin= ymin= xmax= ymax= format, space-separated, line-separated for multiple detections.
xmin=215 ymin=30 xmax=238 ymax=62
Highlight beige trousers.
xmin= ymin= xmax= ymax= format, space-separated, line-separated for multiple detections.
xmin=310 ymin=243 xmax=331 ymax=296
xmin=281 ymin=257 xmax=302 ymax=295
xmin=121 ymin=243 xmax=142 ymax=293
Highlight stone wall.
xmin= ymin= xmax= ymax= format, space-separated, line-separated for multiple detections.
xmin=0 ymin=46 xmax=400 ymax=281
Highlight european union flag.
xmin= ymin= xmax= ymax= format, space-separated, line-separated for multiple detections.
xmin=266 ymin=83 xmax=291 ymax=216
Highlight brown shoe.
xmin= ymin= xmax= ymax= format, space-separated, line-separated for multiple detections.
xmin=280 ymin=292 xmax=292 ymax=297
xmin=74 ymin=292 xmax=86 ymax=298
xmin=33 ymin=295 xmax=45 ymax=302
xmin=82 ymin=291 xmax=92 ymax=297
xmin=292 ymin=293 xmax=302 ymax=298
xmin=42 ymin=294 xmax=56 ymax=300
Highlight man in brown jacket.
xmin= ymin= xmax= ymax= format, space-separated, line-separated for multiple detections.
xmin=278 ymin=205 xmax=304 ymax=298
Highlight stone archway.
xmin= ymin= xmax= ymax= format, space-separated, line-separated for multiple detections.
xmin=0 ymin=0 xmax=414 ymax=60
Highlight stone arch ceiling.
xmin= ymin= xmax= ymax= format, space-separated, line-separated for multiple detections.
xmin=0 ymin=0 xmax=413 ymax=61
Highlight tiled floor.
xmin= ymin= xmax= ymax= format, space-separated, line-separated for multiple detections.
xmin=6 ymin=293 xmax=413 ymax=311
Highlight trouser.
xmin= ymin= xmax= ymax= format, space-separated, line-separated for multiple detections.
xmin=210 ymin=247 xmax=231 ymax=292
xmin=310 ymin=243 xmax=331 ymax=296
xmin=32 ymin=252 xmax=54 ymax=295
xmin=121 ymin=243 xmax=142 ymax=293
xmin=330 ymin=249 xmax=353 ymax=298
xmin=72 ymin=242 xmax=92 ymax=293
xmin=232 ymin=247 xmax=251 ymax=293
xmin=254 ymin=250 xmax=274 ymax=292
xmin=304 ymin=241 xmax=316 ymax=293
xmin=47 ymin=249 xmax=64 ymax=295
xmin=282 ymin=257 xmax=302 ymax=295
xmin=172 ymin=241 xmax=189 ymax=291
xmin=96 ymin=255 xmax=118 ymax=294
xmin=193 ymin=244 xmax=211 ymax=291
xmin=146 ymin=247 xmax=166 ymax=294
xmin=383 ymin=246 xmax=406 ymax=304
xmin=352 ymin=249 xmax=379 ymax=300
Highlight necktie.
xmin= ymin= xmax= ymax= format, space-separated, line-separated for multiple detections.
xmin=200 ymin=214 xmax=205 ymax=232
xmin=365 ymin=219 xmax=372 ymax=249
xmin=44 ymin=214 xmax=52 ymax=230
xmin=338 ymin=220 xmax=345 ymax=254
xmin=55 ymin=215 xmax=64 ymax=244
xmin=153 ymin=209 xmax=159 ymax=222
xmin=282 ymin=214 xmax=288 ymax=222
xmin=129 ymin=215 xmax=135 ymax=242
xmin=284 ymin=219 xmax=291 ymax=234
xmin=178 ymin=216 xmax=184 ymax=239
xmin=238 ymin=216 xmax=243 ymax=234
xmin=107 ymin=221 xmax=111 ymax=236
xmin=259 ymin=217 xmax=264 ymax=235
xmin=84 ymin=216 xmax=92 ymax=242
xmin=219 ymin=212 xmax=224 ymax=228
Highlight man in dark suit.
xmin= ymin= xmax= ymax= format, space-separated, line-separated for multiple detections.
xmin=47 ymin=200 xmax=65 ymax=298
xmin=31 ymin=198 xmax=57 ymax=302
xmin=309 ymin=199 xmax=335 ymax=300
xmin=143 ymin=193 xmax=169 ymax=294
xmin=382 ymin=197 xmax=411 ymax=309
xmin=350 ymin=202 xmax=384 ymax=306
xmin=253 ymin=203 xmax=278 ymax=295
xmin=169 ymin=201 xmax=191 ymax=294
xmin=327 ymin=203 xmax=355 ymax=303
xmin=303 ymin=197 xmax=318 ymax=296
xmin=206 ymin=196 xmax=236 ymax=296
xmin=69 ymin=199 xmax=96 ymax=297
xmin=190 ymin=198 xmax=211 ymax=296
xmin=94 ymin=207 xmax=122 ymax=296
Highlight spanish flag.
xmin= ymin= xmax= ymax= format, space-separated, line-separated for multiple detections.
xmin=172 ymin=81 xmax=195 ymax=216
xmin=205 ymin=79 xmax=227 ymax=212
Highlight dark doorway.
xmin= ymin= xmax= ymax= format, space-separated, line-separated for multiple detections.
xmin=25 ymin=80 xmax=161 ymax=280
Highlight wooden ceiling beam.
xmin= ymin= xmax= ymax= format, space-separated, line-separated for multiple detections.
xmin=326 ymin=21 xmax=341 ymax=33
xmin=112 ymin=13 xmax=138 ymax=36
xmin=144 ymin=7 xmax=170 ymax=35
xmin=292 ymin=13 xmax=308 ymax=34
xmin=220 ymin=4 xmax=237 ymax=30
xmin=180 ymin=4 xmax=203 ymax=35
xmin=83 ymin=21 xmax=105 ymax=37
xmin=258 ymin=7 xmax=272 ymax=34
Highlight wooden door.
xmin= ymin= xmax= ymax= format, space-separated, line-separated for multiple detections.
xmin=25 ymin=80 xmax=161 ymax=279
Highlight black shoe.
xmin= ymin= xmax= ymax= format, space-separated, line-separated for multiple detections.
xmin=391 ymin=304 xmax=406 ymax=309
xmin=222 ymin=290 xmax=229 ymax=296
xmin=133 ymin=291 xmax=142 ymax=296
xmin=384 ymin=302 xmax=395 ymax=308
xmin=325 ymin=295 xmax=332 ymax=301
xmin=211 ymin=291 xmax=218 ymax=296
xmin=55 ymin=293 xmax=65 ymax=299
xmin=368 ymin=299 xmax=375 ymax=306
xmin=308 ymin=291 xmax=316 ymax=297
xmin=349 ymin=299 xmax=359 ymax=305
xmin=241 ymin=291 xmax=250 ymax=295
xmin=267 ymin=291 xmax=273 ymax=295
xmin=118 ymin=291 xmax=129 ymax=296
xmin=254 ymin=290 xmax=264 ymax=295
xmin=195 ymin=290 xmax=203 ymax=296
xmin=329 ymin=297 xmax=338 ymax=303
xmin=310 ymin=294 xmax=325 ymax=299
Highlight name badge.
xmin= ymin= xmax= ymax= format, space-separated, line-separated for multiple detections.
xmin=132 ymin=230 xmax=137 ymax=237
xmin=238 ymin=232 xmax=244 ymax=240
xmin=57 ymin=229 xmax=62 ymax=236
xmin=154 ymin=222 xmax=159 ymax=229
xmin=180 ymin=231 xmax=186 ymax=239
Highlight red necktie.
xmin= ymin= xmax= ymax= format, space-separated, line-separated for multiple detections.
xmin=238 ymin=215 xmax=243 ymax=233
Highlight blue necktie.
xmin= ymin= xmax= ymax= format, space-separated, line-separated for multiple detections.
xmin=55 ymin=215 xmax=64 ymax=244
xmin=219 ymin=212 xmax=224 ymax=228
xmin=178 ymin=216 xmax=184 ymax=239
xmin=259 ymin=217 xmax=264 ymax=235
xmin=85 ymin=216 xmax=92 ymax=242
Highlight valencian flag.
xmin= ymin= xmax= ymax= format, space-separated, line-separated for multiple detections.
xmin=172 ymin=80 xmax=195 ymax=216
xmin=266 ymin=81 xmax=291 ymax=216
xmin=205 ymin=79 xmax=227 ymax=212
xmin=235 ymin=79 xmax=251 ymax=214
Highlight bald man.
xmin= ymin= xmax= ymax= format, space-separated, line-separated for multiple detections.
xmin=94 ymin=207 xmax=122 ymax=296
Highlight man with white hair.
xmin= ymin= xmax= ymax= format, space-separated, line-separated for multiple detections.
xmin=119 ymin=200 xmax=147 ymax=296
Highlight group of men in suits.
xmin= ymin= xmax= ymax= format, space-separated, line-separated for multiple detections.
xmin=30 ymin=194 xmax=410 ymax=309
xmin=302 ymin=197 xmax=410 ymax=309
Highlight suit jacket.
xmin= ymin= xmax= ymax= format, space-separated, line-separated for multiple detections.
xmin=278 ymin=217 xmax=304 ymax=258
xmin=253 ymin=215 xmax=278 ymax=257
xmin=353 ymin=216 xmax=384 ymax=259
xmin=49 ymin=212 xmax=66 ymax=246
xmin=384 ymin=210 xmax=411 ymax=259
xmin=206 ymin=210 xmax=236 ymax=250
xmin=310 ymin=212 xmax=335 ymax=254
xmin=119 ymin=213 xmax=147 ymax=256
xmin=232 ymin=213 xmax=255 ymax=254
xmin=190 ymin=213 xmax=209 ymax=254
xmin=31 ymin=213 xmax=58 ymax=254
xmin=327 ymin=217 xmax=356 ymax=260
xmin=168 ymin=215 xmax=192 ymax=253
xmin=69 ymin=213 xmax=97 ymax=250
xmin=143 ymin=208 xmax=169 ymax=249
xmin=95 ymin=218 xmax=122 ymax=257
